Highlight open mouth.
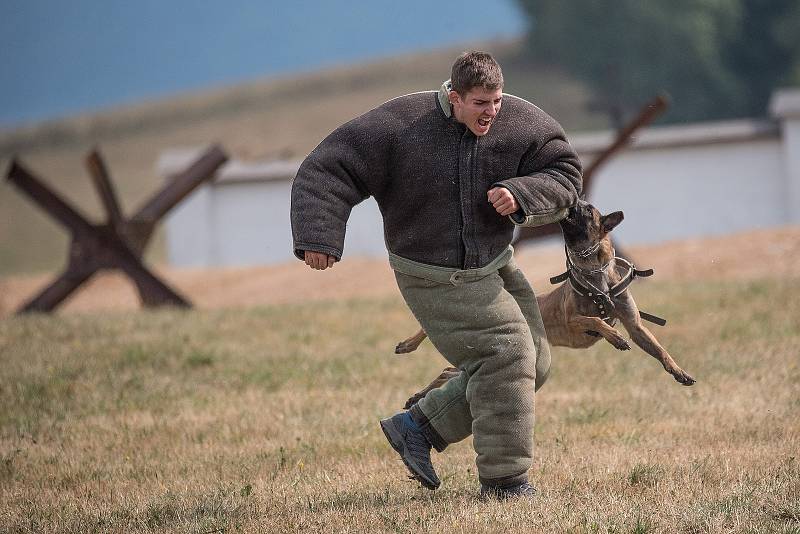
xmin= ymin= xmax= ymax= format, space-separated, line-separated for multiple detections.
xmin=478 ymin=118 xmax=492 ymax=128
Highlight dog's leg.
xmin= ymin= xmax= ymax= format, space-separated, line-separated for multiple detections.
xmin=614 ymin=292 xmax=696 ymax=386
xmin=568 ymin=315 xmax=631 ymax=351
xmin=404 ymin=367 xmax=461 ymax=409
xmin=395 ymin=328 xmax=428 ymax=354
xmin=625 ymin=322 xmax=696 ymax=386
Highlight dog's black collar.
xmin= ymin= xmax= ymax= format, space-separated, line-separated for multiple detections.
xmin=550 ymin=251 xmax=666 ymax=326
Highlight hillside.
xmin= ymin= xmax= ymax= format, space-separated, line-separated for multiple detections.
xmin=0 ymin=40 xmax=606 ymax=276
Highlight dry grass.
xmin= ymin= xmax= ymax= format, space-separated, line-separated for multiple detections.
xmin=1 ymin=267 xmax=798 ymax=532
xmin=2 ymin=225 xmax=798 ymax=318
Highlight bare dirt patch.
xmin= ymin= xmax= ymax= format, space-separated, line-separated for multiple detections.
xmin=1 ymin=225 xmax=798 ymax=317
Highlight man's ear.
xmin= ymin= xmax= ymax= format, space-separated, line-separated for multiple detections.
xmin=601 ymin=211 xmax=624 ymax=233
xmin=448 ymin=90 xmax=461 ymax=106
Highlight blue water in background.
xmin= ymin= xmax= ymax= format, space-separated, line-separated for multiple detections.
xmin=0 ymin=0 xmax=525 ymax=127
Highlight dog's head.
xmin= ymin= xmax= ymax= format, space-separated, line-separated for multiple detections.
xmin=559 ymin=199 xmax=624 ymax=251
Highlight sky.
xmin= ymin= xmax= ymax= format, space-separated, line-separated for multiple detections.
xmin=0 ymin=0 xmax=526 ymax=127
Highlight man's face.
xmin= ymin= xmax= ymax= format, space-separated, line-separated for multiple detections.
xmin=449 ymin=86 xmax=503 ymax=136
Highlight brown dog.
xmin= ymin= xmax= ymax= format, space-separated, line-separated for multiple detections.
xmin=396 ymin=201 xmax=695 ymax=407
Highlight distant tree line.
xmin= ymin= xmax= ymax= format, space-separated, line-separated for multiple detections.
xmin=518 ymin=0 xmax=800 ymax=126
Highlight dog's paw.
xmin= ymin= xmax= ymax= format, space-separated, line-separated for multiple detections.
xmin=673 ymin=369 xmax=696 ymax=386
xmin=609 ymin=336 xmax=631 ymax=351
xmin=395 ymin=341 xmax=418 ymax=354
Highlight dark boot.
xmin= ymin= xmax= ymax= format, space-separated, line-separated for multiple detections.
xmin=480 ymin=481 xmax=537 ymax=499
xmin=380 ymin=412 xmax=440 ymax=490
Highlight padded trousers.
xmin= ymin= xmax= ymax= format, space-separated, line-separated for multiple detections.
xmin=392 ymin=252 xmax=551 ymax=488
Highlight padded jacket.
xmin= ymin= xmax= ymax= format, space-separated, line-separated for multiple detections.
xmin=291 ymin=83 xmax=582 ymax=269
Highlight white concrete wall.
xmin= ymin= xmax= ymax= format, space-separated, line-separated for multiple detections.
xmin=588 ymin=138 xmax=785 ymax=245
xmin=160 ymin=88 xmax=800 ymax=268
xmin=163 ymin=167 xmax=385 ymax=267
xmin=771 ymin=89 xmax=800 ymax=224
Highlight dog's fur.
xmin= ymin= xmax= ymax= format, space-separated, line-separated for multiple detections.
xmin=397 ymin=201 xmax=695 ymax=408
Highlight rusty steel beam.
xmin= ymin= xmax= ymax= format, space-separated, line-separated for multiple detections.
xmin=86 ymin=148 xmax=124 ymax=231
xmin=17 ymin=231 xmax=189 ymax=313
xmin=5 ymin=144 xmax=228 ymax=314
xmin=105 ymin=233 xmax=190 ymax=308
xmin=17 ymin=269 xmax=95 ymax=314
xmin=132 ymin=144 xmax=227 ymax=224
xmin=581 ymin=94 xmax=670 ymax=184
xmin=7 ymin=160 xmax=96 ymax=236
xmin=514 ymin=94 xmax=670 ymax=246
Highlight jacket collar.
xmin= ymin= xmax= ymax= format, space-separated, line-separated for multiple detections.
xmin=437 ymin=79 xmax=453 ymax=118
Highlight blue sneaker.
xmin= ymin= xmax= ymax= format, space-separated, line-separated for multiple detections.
xmin=380 ymin=412 xmax=440 ymax=490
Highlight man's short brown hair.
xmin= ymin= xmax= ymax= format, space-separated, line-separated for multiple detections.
xmin=451 ymin=51 xmax=504 ymax=96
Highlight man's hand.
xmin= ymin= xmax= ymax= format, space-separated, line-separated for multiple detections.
xmin=487 ymin=187 xmax=519 ymax=217
xmin=304 ymin=251 xmax=336 ymax=270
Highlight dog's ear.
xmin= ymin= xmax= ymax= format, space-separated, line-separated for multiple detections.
xmin=601 ymin=211 xmax=624 ymax=233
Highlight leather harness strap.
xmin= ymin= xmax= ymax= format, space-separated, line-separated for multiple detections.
xmin=638 ymin=310 xmax=667 ymax=327
xmin=549 ymin=271 xmax=569 ymax=284
xmin=608 ymin=258 xmax=653 ymax=297
xmin=549 ymin=253 xmax=667 ymax=327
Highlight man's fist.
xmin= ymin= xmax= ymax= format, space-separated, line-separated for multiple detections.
xmin=304 ymin=251 xmax=336 ymax=270
xmin=487 ymin=187 xmax=519 ymax=217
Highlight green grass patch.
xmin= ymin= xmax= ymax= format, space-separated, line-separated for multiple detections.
xmin=0 ymin=279 xmax=798 ymax=532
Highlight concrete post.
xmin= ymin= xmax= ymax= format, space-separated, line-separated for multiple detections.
xmin=770 ymin=88 xmax=800 ymax=224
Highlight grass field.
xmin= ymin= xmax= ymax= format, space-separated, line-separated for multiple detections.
xmin=1 ymin=274 xmax=798 ymax=533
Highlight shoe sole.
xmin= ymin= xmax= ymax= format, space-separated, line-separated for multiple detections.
xmin=379 ymin=418 xmax=440 ymax=490
xmin=480 ymin=486 xmax=537 ymax=500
